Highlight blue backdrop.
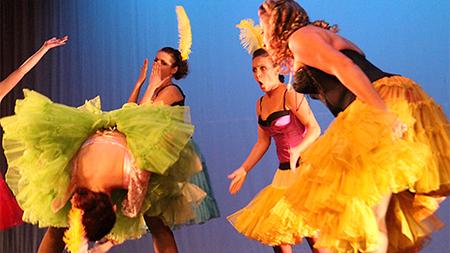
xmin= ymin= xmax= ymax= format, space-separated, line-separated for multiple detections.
xmin=0 ymin=1 xmax=448 ymax=252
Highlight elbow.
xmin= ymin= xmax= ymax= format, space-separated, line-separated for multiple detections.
xmin=306 ymin=123 xmax=321 ymax=140
xmin=312 ymin=125 xmax=321 ymax=140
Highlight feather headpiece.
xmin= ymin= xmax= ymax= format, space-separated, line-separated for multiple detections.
xmin=176 ymin=6 xmax=192 ymax=60
xmin=236 ymin=19 xmax=264 ymax=55
xmin=64 ymin=207 xmax=88 ymax=253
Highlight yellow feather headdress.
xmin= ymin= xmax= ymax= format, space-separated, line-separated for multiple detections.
xmin=236 ymin=18 xmax=264 ymax=55
xmin=64 ymin=207 xmax=88 ymax=253
xmin=176 ymin=6 xmax=192 ymax=61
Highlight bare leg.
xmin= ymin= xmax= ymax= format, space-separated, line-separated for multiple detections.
xmin=38 ymin=227 xmax=66 ymax=253
xmin=306 ymin=237 xmax=332 ymax=253
xmin=144 ymin=216 xmax=178 ymax=253
xmin=371 ymin=193 xmax=392 ymax=253
xmin=273 ymin=245 xmax=292 ymax=253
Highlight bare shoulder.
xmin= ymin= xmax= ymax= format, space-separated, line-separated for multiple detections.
xmin=285 ymin=88 xmax=304 ymax=107
xmin=288 ymin=26 xmax=328 ymax=52
xmin=157 ymin=85 xmax=183 ymax=99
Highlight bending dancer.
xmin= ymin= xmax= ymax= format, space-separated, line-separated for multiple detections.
xmin=257 ymin=0 xmax=449 ymax=252
xmin=2 ymin=88 xmax=204 ymax=253
xmin=227 ymin=43 xmax=327 ymax=252
xmin=0 ymin=36 xmax=67 ymax=230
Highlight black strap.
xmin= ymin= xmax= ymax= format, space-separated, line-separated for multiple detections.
xmin=282 ymin=88 xmax=288 ymax=110
xmin=154 ymin=84 xmax=185 ymax=99
xmin=278 ymin=157 xmax=301 ymax=170
xmin=259 ymin=96 xmax=263 ymax=114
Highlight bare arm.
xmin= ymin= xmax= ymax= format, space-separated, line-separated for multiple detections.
xmin=289 ymin=28 xmax=387 ymax=112
xmin=0 ymin=36 xmax=68 ymax=102
xmin=285 ymin=90 xmax=321 ymax=170
xmin=127 ymin=59 xmax=148 ymax=103
xmin=228 ymin=101 xmax=271 ymax=195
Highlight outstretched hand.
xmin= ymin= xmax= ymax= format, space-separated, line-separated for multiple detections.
xmin=228 ymin=167 xmax=247 ymax=195
xmin=43 ymin=36 xmax=68 ymax=49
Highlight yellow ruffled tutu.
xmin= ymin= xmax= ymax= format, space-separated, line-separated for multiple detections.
xmin=376 ymin=76 xmax=450 ymax=195
xmin=228 ymin=168 xmax=317 ymax=246
xmin=387 ymin=192 xmax=445 ymax=253
xmin=265 ymin=76 xmax=449 ymax=252
xmin=375 ymin=76 xmax=449 ymax=252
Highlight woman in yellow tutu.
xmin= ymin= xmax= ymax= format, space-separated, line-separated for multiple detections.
xmin=227 ymin=47 xmax=328 ymax=253
xmin=256 ymin=0 xmax=449 ymax=252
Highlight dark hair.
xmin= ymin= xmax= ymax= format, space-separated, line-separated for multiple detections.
xmin=259 ymin=0 xmax=338 ymax=69
xmin=159 ymin=47 xmax=189 ymax=80
xmin=73 ymin=187 xmax=116 ymax=241
xmin=252 ymin=48 xmax=285 ymax=83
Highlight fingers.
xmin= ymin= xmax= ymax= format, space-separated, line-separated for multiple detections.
xmin=143 ymin=58 xmax=149 ymax=68
xmin=392 ymin=119 xmax=407 ymax=138
xmin=228 ymin=169 xmax=247 ymax=195
xmin=229 ymin=177 xmax=244 ymax=195
xmin=141 ymin=59 xmax=149 ymax=74
xmin=229 ymin=179 xmax=239 ymax=194
xmin=227 ymin=173 xmax=235 ymax=179
xmin=44 ymin=35 xmax=69 ymax=48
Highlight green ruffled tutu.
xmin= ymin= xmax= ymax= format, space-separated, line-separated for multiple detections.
xmin=1 ymin=89 xmax=205 ymax=242
xmin=175 ymin=141 xmax=220 ymax=227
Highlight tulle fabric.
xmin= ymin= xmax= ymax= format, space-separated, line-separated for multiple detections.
xmin=264 ymin=76 xmax=448 ymax=252
xmin=1 ymin=89 xmax=205 ymax=242
xmin=228 ymin=168 xmax=317 ymax=246
xmin=173 ymin=141 xmax=220 ymax=227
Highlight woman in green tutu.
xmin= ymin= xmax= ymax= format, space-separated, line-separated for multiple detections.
xmin=125 ymin=46 xmax=220 ymax=253
xmin=3 ymin=83 xmax=205 ymax=252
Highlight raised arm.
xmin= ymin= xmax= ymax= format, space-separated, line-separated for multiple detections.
xmin=285 ymin=89 xmax=321 ymax=170
xmin=0 ymin=36 xmax=68 ymax=102
xmin=127 ymin=58 xmax=148 ymax=103
xmin=228 ymin=101 xmax=271 ymax=195
xmin=289 ymin=28 xmax=387 ymax=112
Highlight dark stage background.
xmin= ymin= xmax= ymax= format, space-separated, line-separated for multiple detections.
xmin=1 ymin=0 xmax=448 ymax=252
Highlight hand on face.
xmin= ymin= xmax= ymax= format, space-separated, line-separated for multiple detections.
xmin=149 ymin=60 xmax=163 ymax=86
xmin=149 ymin=51 xmax=177 ymax=88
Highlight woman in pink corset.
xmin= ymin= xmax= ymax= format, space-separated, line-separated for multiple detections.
xmin=227 ymin=48 xmax=328 ymax=253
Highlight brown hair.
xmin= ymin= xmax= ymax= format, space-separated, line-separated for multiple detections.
xmin=73 ymin=187 xmax=116 ymax=241
xmin=259 ymin=0 xmax=338 ymax=69
xmin=159 ymin=47 xmax=189 ymax=80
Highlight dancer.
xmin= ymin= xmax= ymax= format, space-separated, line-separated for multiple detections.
xmin=129 ymin=6 xmax=219 ymax=253
xmin=0 ymin=36 xmax=67 ymax=230
xmin=130 ymin=47 xmax=220 ymax=225
xmin=257 ymin=0 xmax=449 ymax=252
xmin=127 ymin=41 xmax=219 ymax=253
xmin=2 ymin=89 xmax=205 ymax=253
xmin=227 ymin=20 xmax=326 ymax=253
